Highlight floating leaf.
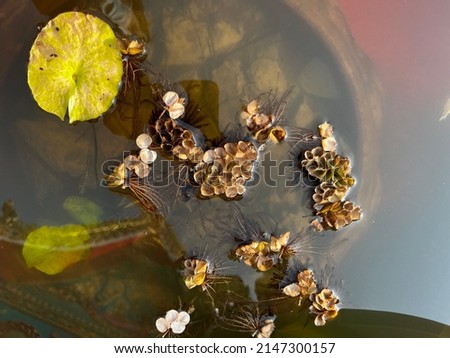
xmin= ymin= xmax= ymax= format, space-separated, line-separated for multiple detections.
xmin=27 ymin=11 xmax=123 ymax=123
xmin=22 ymin=224 xmax=90 ymax=275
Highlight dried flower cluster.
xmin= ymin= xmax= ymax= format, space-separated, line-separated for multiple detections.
xmin=282 ymin=269 xmax=317 ymax=304
xmin=241 ymin=91 xmax=289 ymax=143
xmin=282 ymin=268 xmax=340 ymax=326
xmin=183 ymin=258 xmax=209 ymax=290
xmin=193 ymin=141 xmax=257 ymax=198
xmin=309 ymin=288 xmax=340 ymax=326
xmin=234 ymin=232 xmax=292 ymax=271
xmin=155 ymin=309 xmax=191 ymax=337
xmin=108 ymin=133 xmax=158 ymax=188
xmin=300 ymin=123 xmax=361 ymax=231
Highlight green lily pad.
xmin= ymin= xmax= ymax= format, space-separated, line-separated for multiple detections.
xmin=27 ymin=11 xmax=123 ymax=123
xmin=22 ymin=224 xmax=91 ymax=275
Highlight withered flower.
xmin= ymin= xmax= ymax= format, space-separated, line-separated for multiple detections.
xmin=301 ymin=147 xmax=355 ymax=188
xmin=241 ymin=90 xmax=290 ymax=144
xmin=313 ymin=200 xmax=362 ymax=231
xmin=309 ymin=288 xmax=340 ymax=326
xmin=183 ymin=258 xmax=209 ymax=290
xmin=163 ymin=91 xmax=185 ymax=119
xmin=193 ymin=141 xmax=257 ymax=199
xmin=312 ymin=182 xmax=348 ymax=207
xmin=269 ymin=231 xmax=290 ymax=254
xmin=235 ymin=241 xmax=274 ymax=271
xmin=282 ymin=269 xmax=317 ymax=305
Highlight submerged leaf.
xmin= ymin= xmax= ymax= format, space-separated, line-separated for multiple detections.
xmin=63 ymin=196 xmax=103 ymax=225
xmin=27 ymin=11 xmax=123 ymax=123
xmin=22 ymin=224 xmax=90 ymax=275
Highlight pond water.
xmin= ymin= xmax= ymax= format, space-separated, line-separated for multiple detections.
xmin=0 ymin=0 xmax=449 ymax=337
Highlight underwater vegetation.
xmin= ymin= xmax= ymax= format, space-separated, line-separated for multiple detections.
xmin=21 ymin=8 xmax=364 ymax=337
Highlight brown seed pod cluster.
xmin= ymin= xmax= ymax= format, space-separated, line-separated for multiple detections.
xmin=300 ymin=123 xmax=361 ymax=231
xmin=147 ymin=117 xmax=187 ymax=152
xmin=193 ymin=141 xmax=258 ymax=199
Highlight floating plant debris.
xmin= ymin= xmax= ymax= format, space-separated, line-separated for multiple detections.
xmin=217 ymin=305 xmax=276 ymax=338
xmin=27 ymin=11 xmax=123 ymax=123
xmin=194 ymin=141 xmax=257 ymax=199
xmin=301 ymin=147 xmax=355 ymax=188
xmin=235 ymin=240 xmax=274 ymax=272
xmin=299 ymin=122 xmax=362 ymax=231
xmin=163 ymin=91 xmax=186 ymax=120
xmin=241 ymin=90 xmax=290 ymax=143
xmin=312 ymin=200 xmax=362 ymax=231
xmin=233 ymin=230 xmax=305 ymax=272
xmin=106 ymin=156 xmax=164 ymax=214
xmin=282 ymin=269 xmax=317 ymax=305
xmin=183 ymin=258 xmax=209 ymax=290
xmin=155 ymin=309 xmax=191 ymax=337
xmin=22 ymin=224 xmax=90 ymax=275
xmin=309 ymin=288 xmax=340 ymax=327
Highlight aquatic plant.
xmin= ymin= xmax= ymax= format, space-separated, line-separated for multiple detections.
xmin=312 ymin=200 xmax=362 ymax=232
xmin=312 ymin=182 xmax=348 ymax=207
xmin=27 ymin=12 xmax=123 ymax=123
xmin=298 ymin=122 xmax=362 ymax=231
xmin=155 ymin=309 xmax=191 ymax=337
xmin=217 ymin=305 xmax=276 ymax=338
xmin=282 ymin=268 xmax=317 ymax=305
xmin=301 ymin=147 xmax=355 ymax=188
xmin=183 ymin=258 xmax=209 ymax=290
xmin=193 ymin=141 xmax=257 ymax=199
xmin=117 ymin=34 xmax=147 ymax=97
xmin=235 ymin=240 xmax=274 ymax=272
xmin=241 ymin=89 xmax=290 ymax=143
xmin=309 ymin=288 xmax=340 ymax=326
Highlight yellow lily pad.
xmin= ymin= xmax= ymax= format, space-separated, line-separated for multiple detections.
xmin=27 ymin=11 xmax=123 ymax=123
xmin=22 ymin=224 xmax=91 ymax=275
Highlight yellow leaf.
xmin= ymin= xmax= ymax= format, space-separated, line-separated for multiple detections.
xmin=27 ymin=12 xmax=123 ymax=123
xmin=22 ymin=224 xmax=90 ymax=275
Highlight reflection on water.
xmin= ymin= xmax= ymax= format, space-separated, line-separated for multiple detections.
xmin=0 ymin=0 xmax=448 ymax=337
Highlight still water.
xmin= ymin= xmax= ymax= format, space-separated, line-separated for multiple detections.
xmin=0 ymin=0 xmax=449 ymax=337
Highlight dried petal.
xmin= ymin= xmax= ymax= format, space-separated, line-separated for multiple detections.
xmin=269 ymin=126 xmax=286 ymax=143
xmin=318 ymin=122 xmax=333 ymax=138
xmin=136 ymin=133 xmax=152 ymax=149
xmin=247 ymin=99 xmax=259 ymax=115
xmin=155 ymin=318 xmax=169 ymax=333
xmin=201 ymin=183 xmax=214 ymax=197
xmin=169 ymin=102 xmax=185 ymax=119
xmin=163 ymin=91 xmax=180 ymax=107
xmin=177 ymin=311 xmax=191 ymax=325
xmin=170 ymin=321 xmax=186 ymax=334
xmin=165 ymin=309 xmax=179 ymax=323
xmin=225 ymin=186 xmax=238 ymax=198
xmin=139 ymin=148 xmax=157 ymax=164
xmin=283 ymin=283 xmax=301 ymax=297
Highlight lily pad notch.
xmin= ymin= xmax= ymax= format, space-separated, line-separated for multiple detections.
xmin=27 ymin=11 xmax=123 ymax=123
